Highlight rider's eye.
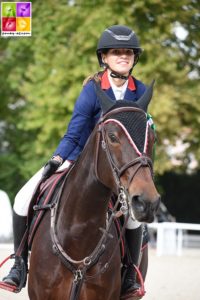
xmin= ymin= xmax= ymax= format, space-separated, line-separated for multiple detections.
xmin=108 ymin=133 xmax=119 ymax=143
xmin=125 ymin=49 xmax=134 ymax=56
xmin=109 ymin=49 xmax=134 ymax=56
xmin=110 ymin=49 xmax=120 ymax=55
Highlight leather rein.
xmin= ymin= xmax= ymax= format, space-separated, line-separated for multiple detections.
xmin=49 ymin=106 xmax=154 ymax=300
xmin=95 ymin=106 xmax=154 ymax=194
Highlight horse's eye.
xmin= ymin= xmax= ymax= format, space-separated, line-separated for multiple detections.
xmin=108 ymin=133 xmax=119 ymax=143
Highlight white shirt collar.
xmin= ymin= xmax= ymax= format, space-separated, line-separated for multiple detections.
xmin=108 ymin=75 xmax=128 ymax=100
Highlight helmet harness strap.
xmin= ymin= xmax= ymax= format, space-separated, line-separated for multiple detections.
xmin=97 ymin=25 xmax=142 ymax=76
xmin=110 ymin=71 xmax=129 ymax=81
xmin=103 ymin=51 xmax=140 ymax=81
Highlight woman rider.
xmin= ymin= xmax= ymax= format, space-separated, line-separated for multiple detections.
xmin=3 ymin=25 xmax=149 ymax=299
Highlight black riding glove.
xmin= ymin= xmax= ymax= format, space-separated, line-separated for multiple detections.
xmin=42 ymin=159 xmax=61 ymax=179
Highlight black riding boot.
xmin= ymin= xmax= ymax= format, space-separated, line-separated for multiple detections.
xmin=3 ymin=211 xmax=28 ymax=288
xmin=122 ymin=226 xmax=143 ymax=295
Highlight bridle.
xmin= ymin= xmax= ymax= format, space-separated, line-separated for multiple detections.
xmin=48 ymin=106 xmax=155 ymax=300
xmin=95 ymin=106 xmax=154 ymax=216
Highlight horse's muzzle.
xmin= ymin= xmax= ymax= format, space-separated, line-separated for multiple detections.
xmin=131 ymin=194 xmax=161 ymax=223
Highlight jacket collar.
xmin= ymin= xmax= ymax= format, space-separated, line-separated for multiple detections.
xmin=100 ymin=70 xmax=136 ymax=91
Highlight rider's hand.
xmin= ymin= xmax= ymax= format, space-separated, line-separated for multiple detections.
xmin=42 ymin=156 xmax=63 ymax=179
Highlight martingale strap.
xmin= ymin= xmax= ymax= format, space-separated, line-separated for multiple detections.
xmin=69 ymin=269 xmax=86 ymax=300
xmin=50 ymin=184 xmax=129 ymax=295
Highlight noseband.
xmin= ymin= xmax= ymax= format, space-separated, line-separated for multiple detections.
xmin=95 ymin=106 xmax=154 ymax=194
xmin=48 ymin=106 xmax=155 ymax=300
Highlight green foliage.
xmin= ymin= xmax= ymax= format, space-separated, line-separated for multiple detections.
xmin=0 ymin=0 xmax=199 ymax=199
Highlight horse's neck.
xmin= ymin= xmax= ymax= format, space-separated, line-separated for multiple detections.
xmin=58 ymin=135 xmax=111 ymax=229
xmin=56 ymin=137 xmax=112 ymax=257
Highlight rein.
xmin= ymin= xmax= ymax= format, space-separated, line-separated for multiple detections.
xmin=50 ymin=181 xmax=129 ymax=300
xmin=50 ymin=106 xmax=154 ymax=300
xmin=95 ymin=106 xmax=154 ymax=199
xmin=48 ymin=143 xmax=131 ymax=299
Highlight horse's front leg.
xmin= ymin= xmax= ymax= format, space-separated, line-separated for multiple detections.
xmin=28 ymin=214 xmax=70 ymax=300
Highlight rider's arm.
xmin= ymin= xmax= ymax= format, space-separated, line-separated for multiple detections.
xmin=53 ymin=81 xmax=99 ymax=161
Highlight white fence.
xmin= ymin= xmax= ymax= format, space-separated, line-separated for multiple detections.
xmin=148 ymin=222 xmax=200 ymax=256
xmin=0 ymin=190 xmax=12 ymax=242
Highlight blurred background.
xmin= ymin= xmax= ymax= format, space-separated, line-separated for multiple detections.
xmin=0 ymin=0 xmax=200 ymax=238
xmin=0 ymin=1 xmax=200 ymax=299
xmin=0 ymin=0 xmax=200 ymax=239
xmin=0 ymin=0 xmax=199 ymax=242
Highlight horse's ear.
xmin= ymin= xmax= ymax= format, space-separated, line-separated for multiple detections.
xmin=136 ymin=79 xmax=155 ymax=112
xmin=94 ymin=77 xmax=114 ymax=114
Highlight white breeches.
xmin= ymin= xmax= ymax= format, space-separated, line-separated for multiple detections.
xmin=13 ymin=160 xmax=71 ymax=216
xmin=13 ymin=160 xmax=141 ymax=229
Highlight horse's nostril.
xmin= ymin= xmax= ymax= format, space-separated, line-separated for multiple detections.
xmin=132 ymin=195 xmax=146 ymax=213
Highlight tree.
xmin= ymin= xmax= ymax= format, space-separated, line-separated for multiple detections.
xmin=0 ymin=0 xmax=199 ymax=200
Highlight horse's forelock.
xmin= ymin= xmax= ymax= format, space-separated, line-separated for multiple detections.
xmin=105 ymin=101 xmax=148 ymax=154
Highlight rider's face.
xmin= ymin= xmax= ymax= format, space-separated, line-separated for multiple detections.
xmin=102 ymin=49 xmax=134 ymax=76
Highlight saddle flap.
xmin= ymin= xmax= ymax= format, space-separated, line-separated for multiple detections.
xmin=28 ymin=169 xmax=69 ymax=247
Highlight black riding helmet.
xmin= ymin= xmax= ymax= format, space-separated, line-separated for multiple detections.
xmin=96 ymin=25 xmax=142 ymax=74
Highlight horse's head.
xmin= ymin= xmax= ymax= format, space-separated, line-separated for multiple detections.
xmin=95 ymin=80 xmax=160 ymax=223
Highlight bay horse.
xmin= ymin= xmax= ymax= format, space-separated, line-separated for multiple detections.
xmin=28 ymin=80 xmax=160 ymax=300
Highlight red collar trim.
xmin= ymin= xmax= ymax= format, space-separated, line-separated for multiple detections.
xmin=100 ymin=70 xmax=136 ymax=91
xmin=101 ymin=71 xmax=110 ymax=89
xmin=128 ymin=76 xmax=136 ymax=91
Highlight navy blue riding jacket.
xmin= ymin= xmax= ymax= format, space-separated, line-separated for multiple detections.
xmin=53 ymin=70 xmax=146 ymax=161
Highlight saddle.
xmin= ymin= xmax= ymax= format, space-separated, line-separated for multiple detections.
xmin=0 ymin=169 xmax=70 ymax=293
xmin=0 ymin=168 xmax=145 ymax=297
xmin=27 ymin=168 xmax=69 ymax=247
xmin=27 ymin=172 xmax=126 ymax=256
